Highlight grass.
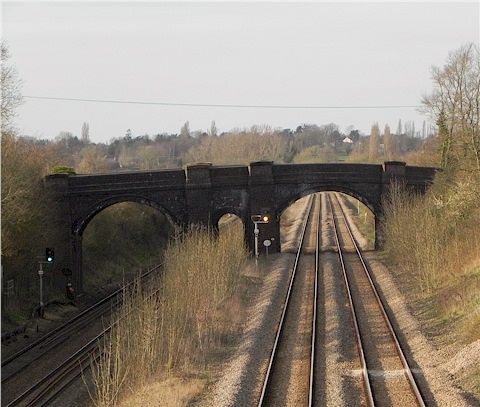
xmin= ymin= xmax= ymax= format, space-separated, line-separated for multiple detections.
xmin=118 ymin=377 xmax=206 ymax=407
xmin=340 ymin=194 xmax=375 ymax=249
xmin=88 ymin=221 xmax=249 ymax=406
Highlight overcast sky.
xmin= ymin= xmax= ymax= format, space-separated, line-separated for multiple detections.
xmin=2 ymin=1 xmax=479 ymax=144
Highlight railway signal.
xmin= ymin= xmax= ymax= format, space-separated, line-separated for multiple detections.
xmin=261 ymin=207 xmax=271 ymax=223
xmin=251 ymin=209 xmax=272 ymax=265
xmin=45 ymin=248 xmax=54 ymax=263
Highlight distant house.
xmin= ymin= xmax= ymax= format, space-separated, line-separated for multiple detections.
xmin=343 ymin=136 xmax=353 ymax=143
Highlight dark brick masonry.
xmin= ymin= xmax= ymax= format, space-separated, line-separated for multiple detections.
xmin=44 ymin=161 xmax=437 ymax=293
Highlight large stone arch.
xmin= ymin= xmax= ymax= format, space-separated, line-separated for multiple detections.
xmin=277 ymin=185 xmax=379 ymax=218
xmin=70 ymin=194 xmax=180 ymax=294
xmin=72 ymin=194 xmax=180 ymax=236
xmin=273 ymin=186 xmax=377 ymax=253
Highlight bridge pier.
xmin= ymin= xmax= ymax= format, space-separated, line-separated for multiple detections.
xmin=43 ymin=173 xmax=83 ymax=293
xmin=185 ymin=163 xmax=213 ymax=227
xmin=247 ymin=161 xmax=281 ymax=255
xmin=376 ymin=160 xmax=434 ymax=249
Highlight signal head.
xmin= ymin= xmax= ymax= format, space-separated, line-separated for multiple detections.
xmin=46 ymin=248 xmax=54 ymax=263
xmin=261 ymin=208 xmax=271 ymax=223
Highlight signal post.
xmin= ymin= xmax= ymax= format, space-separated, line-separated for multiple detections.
xmin=36 ymin=248 xmax=55 ymax=317
xmin=248 ymin=161 xmax=280 ymax=256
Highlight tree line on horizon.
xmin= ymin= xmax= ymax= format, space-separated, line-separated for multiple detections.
xmin=16 ymin=118 xmax=439 ymax=176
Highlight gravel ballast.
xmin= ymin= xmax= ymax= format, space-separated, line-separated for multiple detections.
xmin=199 ymin=194 xmax=479 ymax=406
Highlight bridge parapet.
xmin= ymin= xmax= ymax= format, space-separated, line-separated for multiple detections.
xmin=67 ymin=169 xmax=187 ymax=192
xmin=248 ymin=161 xmax=275 ymax=189
xmin=209 ymin=165 xmax=249 ymax=187
xmin=272 ymin=163 xmax=383 ymax=183
xmin=383 ymin=160 xmax=406 ymax=177
xmin=43 ymin=172 xmax=70 ymax=192
xmin=382 ymin=160 xmax=437 ymax=191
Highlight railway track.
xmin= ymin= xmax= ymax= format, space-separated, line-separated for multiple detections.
xmin=1 ymin=263 xmax=163 ymax=407
xmin=328 ymin=192 xmax=426 ymax=406
xmin=258 ymin=193 xmax=319 ymax=406
xmin=257 ymin=192 xmax=426 ymax=406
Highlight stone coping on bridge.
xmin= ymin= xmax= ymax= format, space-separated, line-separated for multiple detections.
xmin=44 ymin=161 xmax=438 ymax=192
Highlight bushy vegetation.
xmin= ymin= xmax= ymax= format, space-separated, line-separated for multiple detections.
xmin=382 ymin=43 xmax=480 ymax=348
xmin=89 ymin=222 xmax=248 ymax=406
xmin=52 ymin=166 xmax=76 ymax=174
xmin=82 ymin=202 xmax=175 ymax=291
xmin=1 ymin=135 xmax=59 ymax=326
xmin=383 ymin=174 xmax=480 ymax=340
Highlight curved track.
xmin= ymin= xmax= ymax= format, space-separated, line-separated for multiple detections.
xmin=1 ymin=264 xmax=163 ymax=407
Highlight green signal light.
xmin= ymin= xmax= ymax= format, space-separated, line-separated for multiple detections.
xmin=46 ymin=248 xmax=54 ymax=263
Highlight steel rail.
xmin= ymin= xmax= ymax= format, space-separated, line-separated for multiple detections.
xmin=2 ymin=294 xmax=112 ymax=369
xmin=5 ymin=330 xmax=101 ymax=407
xmin=1 ymin=262 xmax=163 ymax=369
xmin=1 ymin=302 xmax=111 ymax=384
xmin=257 ymin=194 xmax=315 ymax=407
xmin=6 ymin=279 xmax=166 ymax=407
xmin=308 ymin=193 xmax=321 ymax=406
xmin=332 ymin=193 xmax=426 ymax=407
xmin=327 ymin=193 xmax=375 ymax=406
xmin=2 ymin=263 xmax=165 ymax=406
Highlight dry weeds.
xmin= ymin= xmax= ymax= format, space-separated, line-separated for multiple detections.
xmin=382 ymin=176 xmax=480 ymax=397
xmin=88 ymin=222 xmax=249 ymax=406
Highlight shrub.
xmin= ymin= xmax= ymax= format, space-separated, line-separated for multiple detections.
xmin=383 ymin=174 xmax=480 ymax=297
xmin=52 ymin=166 xmax=76 ymax=174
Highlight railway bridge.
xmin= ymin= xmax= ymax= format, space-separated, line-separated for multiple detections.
xmin=44 ymin=161 xmax=437 ymax=292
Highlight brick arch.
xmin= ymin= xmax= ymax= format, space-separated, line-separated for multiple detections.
xmin=211 ymin=208 xmax=247 ymax=232
xmin=72 ymin=194 xmax=181 ymax=237
xmin=276 ymin=187 xmax=379 ymax=253
xmin=277 ymin=186 xmax=378 ymax=219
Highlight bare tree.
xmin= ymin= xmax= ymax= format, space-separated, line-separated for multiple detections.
xmin=208 ymin=120 xmax=218 ymax=137
xmin=369 ymin=123 xmax=380 ymax=162
xmin=404 ymin=120 xmax=415 ymax=138
xmin=384 ymin=124 xmax=392 ymax=160
xmin=82 ymin=122 xmax=90 ymax=143
xmin=1 ymin=136 xmax=55 ymax=260
xmin=1 ymin=41 xmax=24 ymax=134
xmin=420 ymin=43 xmax=480 ymax=171
xmin=180 ymin=121 xmax=190 ymax=138
xmin=396 ymin=119 xmax=403 ymax=136
xmin=77 ymin=145 xmax=108 ymax=173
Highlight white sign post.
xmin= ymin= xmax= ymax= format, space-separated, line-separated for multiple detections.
xmin=38 ymin=264 xmax=44 ymax=317
xmin=254 ymin=226 xmax=259 ymax=264
xmin=263 ymin=239 xmax=272 ymax=257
